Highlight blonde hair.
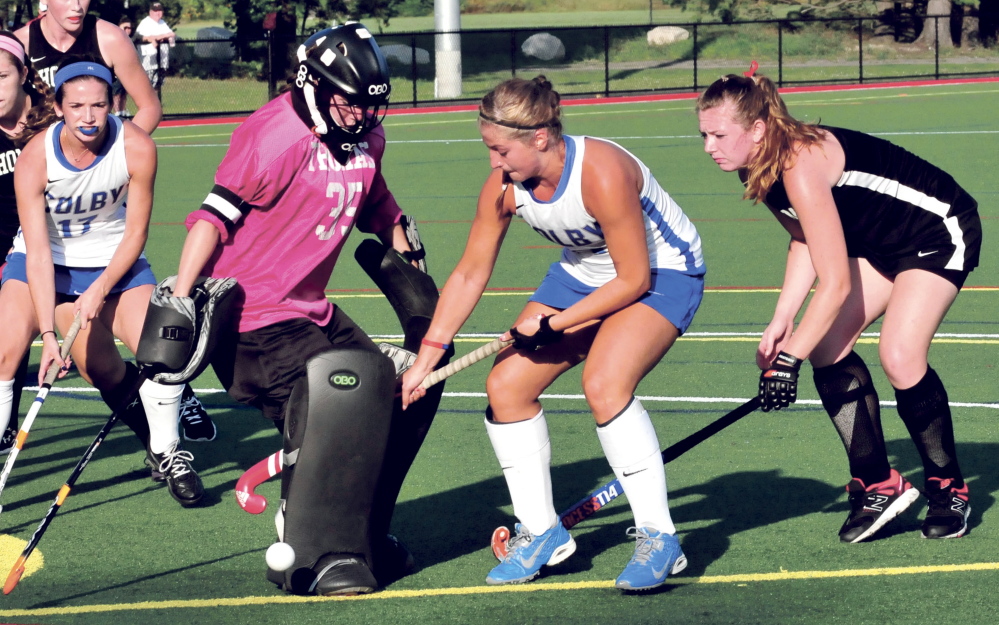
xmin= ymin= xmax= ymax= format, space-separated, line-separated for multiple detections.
xmin=696 ymin=73 xmax=825 ymax=203
xmin=478 ymin=75 xmax=563 ymax=144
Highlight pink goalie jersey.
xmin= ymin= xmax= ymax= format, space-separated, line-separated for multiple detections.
xmin=185 ymin=92 xmax=401 ymax=332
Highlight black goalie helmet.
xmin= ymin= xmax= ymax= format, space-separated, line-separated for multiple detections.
xmin=291 ymin=23 xmax=392 ymax=150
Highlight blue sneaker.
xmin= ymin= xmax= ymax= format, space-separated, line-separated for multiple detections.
xmin=486 ymin=522 xmax=576 ymax=585
xmin=615 ymin=527 xmax=687 ymax=591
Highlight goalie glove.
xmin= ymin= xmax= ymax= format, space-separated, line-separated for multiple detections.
xmin=136 ymin=275 xmax=239 ymax=384
xmin=400 ymin=215 xmax=427 ymax=274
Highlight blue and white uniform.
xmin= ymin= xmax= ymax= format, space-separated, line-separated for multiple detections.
xmin=514 ymin=135 xmax=705 ymax=333
xmin=4 ymin=115 xmax=154 ymax=294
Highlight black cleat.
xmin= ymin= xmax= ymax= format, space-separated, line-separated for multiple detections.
xmin=0 ymin=425 xmax=17 ymax=456
xmin=146 ymin=442 xmax=204 ymax=507
xmin=839 ymin=469 xmax=920 ymax=543
xmin=373 ymin=534 xmax=417 ymax=586
xmin=180 ymin=385 xmax=216 ymax=442
xmin=921 ymin=477 xmax=970 ymax=539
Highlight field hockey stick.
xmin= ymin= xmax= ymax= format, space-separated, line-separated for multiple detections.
xmin=235 ymin=337 xmax=514 ymax=514
xmin=491 ymin=396 xmax=762 ymax=560
xmin=0 ymin=315 xmax=83 ymax=516
xmin=3 ymin=368 xmax=148 ymax=595
xmin=235 ymin=449 xmax=283 ymax=514
xmin=418 ymin=336 xmax=512 ymax=389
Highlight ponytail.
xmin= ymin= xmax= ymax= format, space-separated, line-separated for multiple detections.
xmin=697 ymin=73 xmax=824 ymax=203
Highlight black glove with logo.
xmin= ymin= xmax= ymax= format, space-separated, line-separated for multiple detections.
xmin=510 ymin=315 xmax=564 ymax=351
xmin=759 ymin=351 xmax=802 ymax=412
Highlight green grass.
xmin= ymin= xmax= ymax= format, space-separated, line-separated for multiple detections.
xmin=1 ymin=81 xmax=998 ymax=624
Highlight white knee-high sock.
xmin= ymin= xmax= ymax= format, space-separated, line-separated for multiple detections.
xmin=0 ymin=379 xmax=14 ymax=429
xmin=485 ymin=409 xmax=558 ymax=536
xmin=597 ymin=397 xmax=675 ymax=535
xmin=139 ymin=380 xmax=182 ymax=454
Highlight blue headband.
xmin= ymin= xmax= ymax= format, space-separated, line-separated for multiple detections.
xmin=54 ymin=62 xmax=113 ymax=92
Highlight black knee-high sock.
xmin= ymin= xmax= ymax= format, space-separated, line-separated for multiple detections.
xmin=813 ymin=351 xmax=891 ymax=485
xmin=99 ymin=362 xmax=150 ymax=449
xmin=894 ymin=366 xmax=963 ymax=486
xmin=5 ymin=351 xmax=29 ymax=430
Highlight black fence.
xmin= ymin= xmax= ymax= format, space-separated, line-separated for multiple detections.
xmin=153 ymin=14 xmax=999 ymax=119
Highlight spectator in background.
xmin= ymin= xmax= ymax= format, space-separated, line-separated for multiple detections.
xmin=112 ymin=16 xmax=135 ymax=118
xmin=136 ymin=2 xmax=173 ymax=91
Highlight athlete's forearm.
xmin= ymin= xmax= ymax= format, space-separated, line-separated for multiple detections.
xmin=174 ymin=220 xmax=221 ymax=297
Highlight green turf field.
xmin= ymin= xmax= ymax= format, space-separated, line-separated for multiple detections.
xmin=0 ymin=81 xmax=997 ymax=624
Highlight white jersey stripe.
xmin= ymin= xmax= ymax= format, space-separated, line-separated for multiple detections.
xmin=942 ymin=216 xmax=966 ymax=270
xmin=837 ymin=170 xmax=951 ymax=218
xmin=202 ymin=192 xmax=244 ymax=224
xmin=837 ymin=169 xmax=964 ymax=269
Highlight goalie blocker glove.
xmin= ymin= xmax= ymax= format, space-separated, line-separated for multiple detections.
xmin=510 ymin=315 xmax=564 ymax=352
xmin=759 ymin=351 xmax=801 ymax=412
xmin=136 ymin=276 xmax=239 ymax=384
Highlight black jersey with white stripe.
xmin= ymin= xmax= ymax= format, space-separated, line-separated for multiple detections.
xmin=764 ymin=126 xmax=980 ymax=272
xmin=28 ymin=15 xmax=103 ymax=88
xmin=0 ymin=130 xmax=21 ymax=253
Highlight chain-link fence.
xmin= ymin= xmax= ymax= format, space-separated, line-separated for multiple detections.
xmin=151 ymin=14 xmax=999 ymax=119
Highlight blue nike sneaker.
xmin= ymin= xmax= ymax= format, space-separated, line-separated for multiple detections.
xmin=486 ymin=522 xmax=576 ymax=585
xmin=615 ymin=527 xmax=687 ymax=591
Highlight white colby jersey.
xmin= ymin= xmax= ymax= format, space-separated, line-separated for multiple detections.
xmin=14 ymin=116 xmax=132 ymax=267
xmin=513 ymin=135 xmax=704 ymax=287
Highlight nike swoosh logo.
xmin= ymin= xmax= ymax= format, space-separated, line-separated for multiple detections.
xmin=917 ymin=250 xmax=938 ymax=257
xmin=30 ymin=56 xmax=45 ymax=63
xmin=623 ymin=468 xmax=647 ymax=477
xmin=652 ymin=559 xmax=674 ymax=579
xmin=517 ymin=534 xmax=551 ymax=569
xmin=515 ymin=204 xmax=524 ymax=210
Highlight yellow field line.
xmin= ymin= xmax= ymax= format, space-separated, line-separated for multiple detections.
xmin=3 ymin=561 xmax=997 ymax=617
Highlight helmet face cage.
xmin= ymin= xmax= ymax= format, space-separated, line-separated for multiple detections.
xmin=292 ymin=24 xmax=391 ymax=149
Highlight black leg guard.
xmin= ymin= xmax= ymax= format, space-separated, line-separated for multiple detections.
xmin=6 ymin=351 xmax=29 ymax=430
xmin=894 ymin=366 xmax=963 ymax=485
xmin=99 ymin=362 xmax=149 ymax=449
xmin=270 ymin=347 xmax=396 ymax=595
xmin=813 ymin=351 xmax=890 ymax=485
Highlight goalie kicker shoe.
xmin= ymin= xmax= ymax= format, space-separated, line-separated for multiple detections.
xmin=309 ymin=553 xmax=378 ymax=596
xmin=180 ymin=384 xmax=216 ymax=442
xmin=145 ymin=441 xmax=204 ymax=507
xmin=615 ymin=527 xmax=688 ymax=591
xmin=921 ymin=477 xmax=970 ymax=539
xmin=486 ymin=522 xmax=576 ymax=585
xmin=839 ymin=468 xmax=920 ymax=543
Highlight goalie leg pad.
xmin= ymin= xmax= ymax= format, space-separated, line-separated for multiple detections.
xmin=354 ymin=239 xmax=440 ymax=353
xmin=271 ymin=347 xmax=396 ymax=590
xmin=136 ymin=275 xmax=239 ymax=384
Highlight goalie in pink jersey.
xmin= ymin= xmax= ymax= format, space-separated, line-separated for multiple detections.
xmin=169 ymin=24 xmax=439 ymax=596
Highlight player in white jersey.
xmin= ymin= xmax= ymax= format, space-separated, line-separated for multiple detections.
xmin=12 ymin=60 xmax=204 ymax=507
xmin=401 ymin=76 xmax=705 ymax=591
xmin=696 ymin=69 xmax=979 ymax=543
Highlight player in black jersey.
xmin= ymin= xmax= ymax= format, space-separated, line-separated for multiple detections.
xmin=0 ymin=32 xmax=45 ymax=455
xmin=14 ymin=0 xmax=161 ymax=134
xmin=696 ymin=71 xmax=979 ymax=542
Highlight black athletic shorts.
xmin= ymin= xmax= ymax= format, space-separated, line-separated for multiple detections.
xmin=211 ymin=307 xmax=380 ymax=421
